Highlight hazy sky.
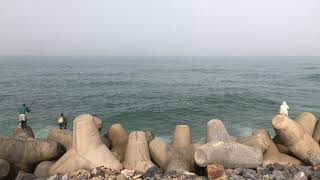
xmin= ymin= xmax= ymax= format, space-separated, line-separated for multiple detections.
xmin=0 ymin=0 xmax=319 ymax=56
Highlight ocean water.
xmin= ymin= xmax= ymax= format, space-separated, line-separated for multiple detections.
xmin=0 ymin=56 xmax=319 ymax=141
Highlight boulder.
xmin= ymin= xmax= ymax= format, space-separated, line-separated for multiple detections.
xmin=194 ymin=120 xmax=263 ymax=169
xmin=252 ymin=128 xmax=301 ymax=166
xmin=149 ymin=125 xmax=195 ymax=172
xmin=12 ymin=126 xmax=35 ymax=139
xmin=272 ymin=114 xmax=320 ymax=164
xmin=34 ymin=161 xmax=55 ymax=177
xmin=0 ymin=136 xmax=62 ymax=172
xmin=207 ymin=164 xmax=227 ymax=180
xmin=49 ymin=114 xmax=122 ymax=175
xmin=15 ymin=171 xmax=36 ymax=180
xmin=0 ymin=159 xmax=10 ymax=179
xmin=123 ymin=131 xmax=155 ymax=173
xmin=107 ymin=123 xmax=129 ymax=162
xmin=47 ymin=129 xmax=72 ymax=150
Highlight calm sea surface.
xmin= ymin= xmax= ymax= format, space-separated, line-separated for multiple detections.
xmin=0 ymin=56 xmax=319 ymax=140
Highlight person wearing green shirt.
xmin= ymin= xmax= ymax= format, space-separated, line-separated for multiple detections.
xmin=17 ymin=104 xmax=31 ymax=128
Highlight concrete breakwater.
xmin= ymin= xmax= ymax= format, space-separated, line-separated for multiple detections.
xmin=0 ymin=112 xmax=320 ymax=180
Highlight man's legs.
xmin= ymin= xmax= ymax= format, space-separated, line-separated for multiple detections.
xmin=21 ymin=120 xmax=26 ymax=128
xmin=59 ymin=123 xmax=63 ymax=129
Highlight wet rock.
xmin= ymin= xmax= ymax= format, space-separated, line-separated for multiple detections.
xmin=293 ymin=171 xmax=308 ymax=180
xmin=15 ymin=171 xmax=36 ymax=180
xmin=0 ymin=159 xmax=10 ymax=179
xmin=241 ymin=169 xmax=257 ymax=179
xmin=142 ymin=166 xmax=162 ymax=179
xmin=33 ymin=161 xmax=55 ymax=177
xmin=206 ymin=164 xmax=227 ymax=180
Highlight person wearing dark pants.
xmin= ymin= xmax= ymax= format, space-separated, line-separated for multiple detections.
xmin=18 ymin=104 xmax=31 ymax=128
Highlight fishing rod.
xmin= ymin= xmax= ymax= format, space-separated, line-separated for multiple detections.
xmin=29 ymin=95 xmax=39 ymax=107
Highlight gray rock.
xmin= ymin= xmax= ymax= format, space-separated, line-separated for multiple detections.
xmin=288 ymin=166 xmax=299 ymax=177
xmin=295 ymin=165 xmax=312 ymax=178
xmin=293 ymin=171 xmax=308 ymax=180
xmin=233 ymin=167 xmax=244 ymax=175
xmin=307 ymin=154 xmax=320 ymax=166
xmin=241 ymin=169 xmax=257 ymax=179
xmin=266 ymin=163 xmax=286 ymax=171
xmin=142 ymin=166 xmax=162 ymax=179
xmin=0 ymin=159 xmax=10 ymax=179
xmin=310 ymin=171 xmax=320 ymax=179
xmin=229 ymin=174 xmax=245 ymax=180
xmin=256 ymin=167 xmax=270 ymax=176
xmin=15 ymin=171 xmax=36 ymax=180
xmin=272 ymin=170 xmax=292 ymax=180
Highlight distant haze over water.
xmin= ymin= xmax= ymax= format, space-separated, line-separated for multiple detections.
xmin=0 ymin=56 xmax=319 ymax=140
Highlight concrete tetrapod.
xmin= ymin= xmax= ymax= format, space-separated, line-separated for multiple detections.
xmin=107 ymin=123 xmax=129 ymax=162
xmin=295 ymin=112 xmax=318 ymax=136
xmin=12 ymin=126 xmax=35 ymax=139
xmin=123 ymin=131 xmax=155 ymax=173
xmin=48 ymin=129 xmax=73 ymax=150
xmin=313 ymin=120 xmax=320 ymax=143
xmin=149 ymin=125 xmax=195 ymax=172
xmin=252 ymin=128 xmax=301 ymax=166
xmin=272 ymin=114 xmax=320 ymax=164
xmin=49 ymin=114 xmax=122 ymax=175
xmin=48 ymin=128 xmax=110 ymax=150
xmin=194 ymin=119 xmax=263 ymax=169
xmin=273 ymin=112 xmax=318 ymax=155
xmin=0 ymin=136 xmax=61 ymax=172
xmin=237 ymin=132 xmax=270 ymax=153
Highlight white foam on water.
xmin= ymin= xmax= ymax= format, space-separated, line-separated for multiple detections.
xmin=232 ymin=126 xmax=253 ymax=138
xmin=34 ymin=125 xmax=57 ymax=138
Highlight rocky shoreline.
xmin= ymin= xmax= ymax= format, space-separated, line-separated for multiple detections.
xmin=0 ymin=112 xmax=320 ymax=180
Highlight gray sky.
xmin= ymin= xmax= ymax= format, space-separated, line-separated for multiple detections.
xmin=0 ymin=0 xmax=319 ymax=56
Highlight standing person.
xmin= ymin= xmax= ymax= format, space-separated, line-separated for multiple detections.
xmin=17 ymin=104 xmax=31 ymax=128
xmin=57 ymin=113 xmax=67 ymax=129
xmin=279 ymin=101 xmax=289 ymax=116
